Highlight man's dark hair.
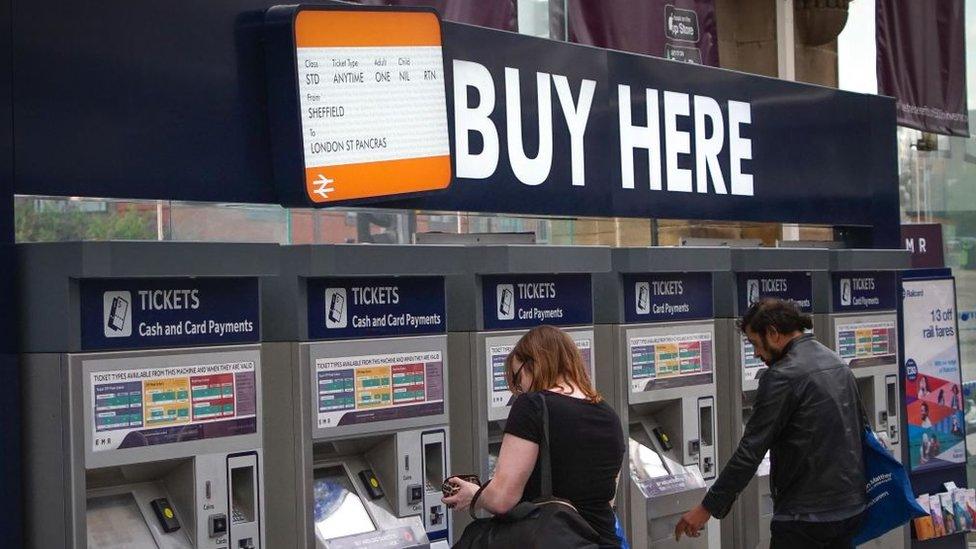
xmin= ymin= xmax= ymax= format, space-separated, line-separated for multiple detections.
xmin=738 ymin=298 xmax=814 ymax=336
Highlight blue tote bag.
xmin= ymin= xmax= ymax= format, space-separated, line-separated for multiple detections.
xmin=853 ymin=428 xmax=928 ymax=544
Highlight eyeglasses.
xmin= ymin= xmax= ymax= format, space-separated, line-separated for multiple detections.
xmin=511 ymin=357 xmax=531 ymax=394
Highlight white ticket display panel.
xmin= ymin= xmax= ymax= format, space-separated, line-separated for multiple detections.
xmin=485 ymin=329 xmax=594 ymax=421
xmin=297 ymin=45 xmax=449 ymax=169
xmin=285 ymin=9 xmax=452 ymax=205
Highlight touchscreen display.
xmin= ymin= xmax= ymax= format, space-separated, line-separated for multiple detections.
xmin=87 ymin=493 xmax=158 ymax=549
xmin=313 ymin=466 xmax=376 ymax=541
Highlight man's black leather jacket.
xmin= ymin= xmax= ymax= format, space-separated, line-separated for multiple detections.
xmin=702 ymin=334 xmax=867 ymax=518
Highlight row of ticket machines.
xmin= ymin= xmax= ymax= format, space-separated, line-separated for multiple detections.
xmin=17 ymin=242 xmax=909 ymax=549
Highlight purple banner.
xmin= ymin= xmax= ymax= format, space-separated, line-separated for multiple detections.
xmin=902 ymin=223 xmax=945 ymax=269
xmin=117 ymin=417 xmax=257 ymax=449
xmin=336 ymin=402 xmax=444 ymax=426
xmin=567 ymin=0 xmax=718 ymax=67
xmin=877 ymin=0 xmax=969 ymax=136
xmin=349 ymin=0 xmax=516 ymax=31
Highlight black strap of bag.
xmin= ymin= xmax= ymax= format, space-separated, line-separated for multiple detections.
xmin=538 ymin=392 xmax=553 ymax=498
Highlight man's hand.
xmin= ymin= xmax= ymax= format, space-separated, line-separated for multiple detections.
xmin=674 ymin=504 xmax=712 ymax=541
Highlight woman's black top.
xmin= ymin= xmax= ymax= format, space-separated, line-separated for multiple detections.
xmin=504 ymin=391 xmax=626 ymax=548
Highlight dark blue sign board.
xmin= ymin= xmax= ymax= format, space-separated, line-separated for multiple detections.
xmin=307 ymin=276 xmax=445 ymax=339
xmin=830 ymin=271 xmax=898 ymax=313
xmin=482 ymin=274 xmax=592 ymax=330
xmin=7 ymin=1 xmax=898 ymax=247
xmin=735 ymin=271 xmax=813 ymax=313
xmin=622 ymin=272 xmax=713 ymax=323
xmin=80 ymin=278 xmax=260 ymax=351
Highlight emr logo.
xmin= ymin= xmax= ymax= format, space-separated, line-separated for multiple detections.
xmin=325 ymin=288 xmax=348 ymax=329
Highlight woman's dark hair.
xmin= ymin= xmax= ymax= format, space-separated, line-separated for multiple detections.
xmin=738 ymin=298 xmax=814 ymax=335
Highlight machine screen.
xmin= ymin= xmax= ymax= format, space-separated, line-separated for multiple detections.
xmin=834 ymin=320 xmax=897 ymax=368
xmin=87 ymin=493 xmax=158 ymax=549
xmin=315 ymin=351 xmax=444 ymax=429
xmin=313 ymin=466 xmax=376 ymax=541
xmin=628 ymin=439 xmax=705 ymax=499
xmin=629 ymin=332 xmax=714 ymax=392
xmin=629 ymin=439 xmax=670 ymax=479
xmin=487 ymin=334 xmax=593 ymax=410
xmin=89 ymin=360 xmax=258 ymax=453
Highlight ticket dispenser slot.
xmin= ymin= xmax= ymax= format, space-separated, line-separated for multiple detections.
xmin=228 ymin=454 xmax=261 ymax=549
xmin=422 ymin=431 xmax=450 ymax=542
xmin=628 ymin=420 xmax=708 ymax=549
xmin=697 ymin=397 xmax=716 ymax=481
xmin=885 ymin=374 xmax=899 ymax=444
xmin=857 ymin=377 xmax=877 ymax=432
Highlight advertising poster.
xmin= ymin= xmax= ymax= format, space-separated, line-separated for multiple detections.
xmin=903 ymin=277 xmax=966 ymax=471
xmin=90 ymin=361 xmax=257 ymax=452
xmin=315 ymin=350 xmax=444 ymax=429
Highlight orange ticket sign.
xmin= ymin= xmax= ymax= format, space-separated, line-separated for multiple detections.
xmin=286 ymin=8 xmax=452 ymax=205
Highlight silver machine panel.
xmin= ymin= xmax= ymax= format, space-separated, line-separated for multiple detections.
xmin=592 ymin=248 xmax=732 ymax=549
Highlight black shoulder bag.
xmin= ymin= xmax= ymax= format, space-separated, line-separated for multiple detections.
xmin=453 ymin=392 xmax=602 ymax=549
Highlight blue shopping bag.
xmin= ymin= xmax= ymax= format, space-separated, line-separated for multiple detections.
xmin=853 ymin=428 xmax=928 ymax=545
xmin=614 ymin=513 xmax=630 ymax=549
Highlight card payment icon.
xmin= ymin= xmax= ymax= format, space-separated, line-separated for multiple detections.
xmin=840 ymin=279 xmax=852 ymax=307
xmin=103 ymin=291 xmax=132 ymax=338
xmin=325 ymin=288 xmax=348 ymax=329
xmin=746 ymin=279 xmax=760 ymax=306
xmin=636 ymin=282 xmax=651 ymax=315
xmin=497 ymin=285 xmax=515 ymax=321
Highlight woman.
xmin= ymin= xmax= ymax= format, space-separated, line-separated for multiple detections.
xmin=443 ymin=325 xmax=626 ymax=548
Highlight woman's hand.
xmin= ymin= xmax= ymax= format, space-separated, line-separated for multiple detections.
xmin=442 ymin=478 xmax=480 ymax=512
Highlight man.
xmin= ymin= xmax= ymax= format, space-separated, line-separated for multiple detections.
xmin=676 ymin=298 xmax=866 ymax=547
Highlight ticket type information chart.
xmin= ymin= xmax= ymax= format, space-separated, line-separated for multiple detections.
xmin=835 ymin=320 xmax=898 ymax=367
xmin=293 ymin=10 xmax=451 ymax=203
xmin=90 ymin=361 xmax=257 ymax=452
xmin=487 ymin=336 xmax=593 ymax=410
xmin=316 ymin=351 xmax=444 ymax=429
xmin=630 ymin=333 xmax=714 ymax=392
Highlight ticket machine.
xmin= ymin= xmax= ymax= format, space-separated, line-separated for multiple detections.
xmin=20 ymin=241 xmax=275 ymax=549
xmin=262 ymin=244 xmax=462 ymax=548
xmin=594 ymin=247 xmax=732 ymax=548
xmin=716 ymin=247 xmax=829 ymax=549
xmin=816 ymin=249 xmax=910 ymax=549
xmin=446 ymin=245 xmax=610 ymax=529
